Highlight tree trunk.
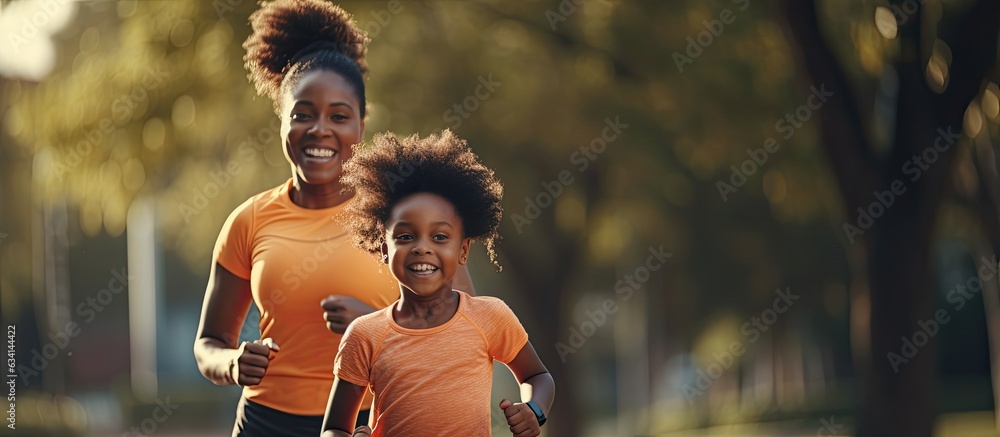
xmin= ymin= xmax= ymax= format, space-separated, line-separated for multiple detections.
xmin=976 ymin=247 xmax=1000 ymax=433
xmin=857 ymin=222 xmax=935 ymax=437
xmin=501 ymin=233 xmax=582 ymax=437
xmin=779 ymin=0 xmax=999 ymax=434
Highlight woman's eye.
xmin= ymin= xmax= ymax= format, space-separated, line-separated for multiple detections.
xmin=291 ymin=113 xmax=311 ymax=121
xmin=332 ymin=114 xmax=348 ymax=121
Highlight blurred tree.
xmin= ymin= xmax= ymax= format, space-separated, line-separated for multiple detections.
xmin=779 ymin=0 xmax=999 ymax=435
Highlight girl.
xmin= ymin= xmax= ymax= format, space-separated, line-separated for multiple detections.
xmin=193 ymin=1 xmax=477 ymax=435
xmin=321 ymin=131 xmax=555 ymax=437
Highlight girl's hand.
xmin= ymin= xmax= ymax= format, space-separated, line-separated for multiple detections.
xmin=231 ymin=338 xmax=279 ymax=386
xmin=499 ymin=399 xmax=540 ymax=437
xmin=321 ymin=295 xmax=375 ymax=334
xmin=352 ymin=425 xmax=373 ymax=436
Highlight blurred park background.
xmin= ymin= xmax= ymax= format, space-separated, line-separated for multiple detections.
xmin=1 ymin=0 xmax=1000 ymax=435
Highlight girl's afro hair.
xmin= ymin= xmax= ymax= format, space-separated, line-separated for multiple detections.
xmin=341 ymin=130 xmax=504 ymax=269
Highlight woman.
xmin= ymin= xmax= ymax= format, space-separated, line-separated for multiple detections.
xmin=192 ymin=1 xmax=476 ymax=435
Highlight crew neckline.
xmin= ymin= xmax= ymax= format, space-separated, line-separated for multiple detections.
xmin=278 ymin=178 xmax=354 ymax=214
xmin=386 ymin=290 xmax=467 ymax=336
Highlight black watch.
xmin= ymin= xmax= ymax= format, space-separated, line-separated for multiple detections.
xmin=526 ymin=400 xmax=547 ymax=426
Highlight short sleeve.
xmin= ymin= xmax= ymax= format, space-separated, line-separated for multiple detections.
xmin=334 ymin=317 xmax=376 ymax=387
xmin=213 ymin=198 xmax=255 ymax=280
xmin=480 ymin=298 xmax=529 ymax=363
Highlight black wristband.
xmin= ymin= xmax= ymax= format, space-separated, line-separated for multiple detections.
xmin=526 ymin=400 xmax=546 ymax=426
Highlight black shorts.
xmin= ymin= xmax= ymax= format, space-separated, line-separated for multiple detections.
xmin=232 ymin=397 xmax=370 ymax=437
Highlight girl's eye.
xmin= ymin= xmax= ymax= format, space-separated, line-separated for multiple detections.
xmin=433 ymin=234 xmax=447 ymax=241
xmin=396 ymin=234 xmax=413 ymax=241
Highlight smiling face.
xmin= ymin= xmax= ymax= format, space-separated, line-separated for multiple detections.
xmin=280 ymin=69 xmax=364 ymax=186
xmin=382 ymin=193 xmax=471 ymax=298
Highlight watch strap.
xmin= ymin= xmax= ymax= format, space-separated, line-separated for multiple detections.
xmin=526 ymin=400 xmax=547 ymax=426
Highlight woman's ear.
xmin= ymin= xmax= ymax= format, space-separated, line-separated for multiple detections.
xmin=380 ymin=241 xmax=389 ymax=264
xmin=459 ymin=238 xmax=472 ymax=265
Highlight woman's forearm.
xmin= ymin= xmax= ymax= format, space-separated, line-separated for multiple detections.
xmin=194 ymin=337 xmax=241 ymax=386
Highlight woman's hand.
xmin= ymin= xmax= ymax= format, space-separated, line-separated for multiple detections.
xmin=231 ymin=338 xmax=280 ymax=386
xmin=321 ymin=295 xmax=375 ymax=334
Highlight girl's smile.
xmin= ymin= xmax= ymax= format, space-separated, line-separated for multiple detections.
xmin=383 ymin=193 xmax=471 ymax=299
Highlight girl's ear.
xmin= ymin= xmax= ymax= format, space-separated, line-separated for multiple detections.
xmin=459 ymin=238 xmax=472 ymax=265
xmin=380 ymin=240 xmax=389 ymax=264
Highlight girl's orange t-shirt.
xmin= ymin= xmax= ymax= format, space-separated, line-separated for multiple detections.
xmin=334 ymin=291 xmax=529 ymax=436
xmin=214 ymin=178 xmax=399 ymax=416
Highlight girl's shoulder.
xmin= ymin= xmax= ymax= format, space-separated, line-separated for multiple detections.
xmin=462 ymin=293 xmax=517 ymax=319
xmin=344 ymin=306 xmax=393 ymax=339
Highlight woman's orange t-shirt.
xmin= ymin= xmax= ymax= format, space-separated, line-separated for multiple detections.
xmin=213 ymin=178 xmax=399 ymax=416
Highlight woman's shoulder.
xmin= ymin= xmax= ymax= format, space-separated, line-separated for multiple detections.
xmin=222 ymin=180 xmax=294 ymax=225
xmin=247 ymin=180 xmax=294 ymax=211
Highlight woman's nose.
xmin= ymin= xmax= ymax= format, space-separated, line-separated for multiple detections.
xmin=307 ymin=117 xmax=332 ymax=136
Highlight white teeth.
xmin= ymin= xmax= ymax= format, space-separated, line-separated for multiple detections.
xmin=409 ymin=263 xmax=437 ymax=272
xmin=304 ymin=148 xmax=335 ymax=158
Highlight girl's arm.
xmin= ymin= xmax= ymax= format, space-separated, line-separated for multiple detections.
xmin=321 ymin=377 xmax=369 ymax=437
xmin=500 ymin=341 xmax=555 ymax=435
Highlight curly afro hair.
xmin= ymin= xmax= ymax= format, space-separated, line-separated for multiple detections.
xmin=341 ymin=130 xmax=504 ymax=269
xmin=243 ymin=0 xmax=369 ymax=114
